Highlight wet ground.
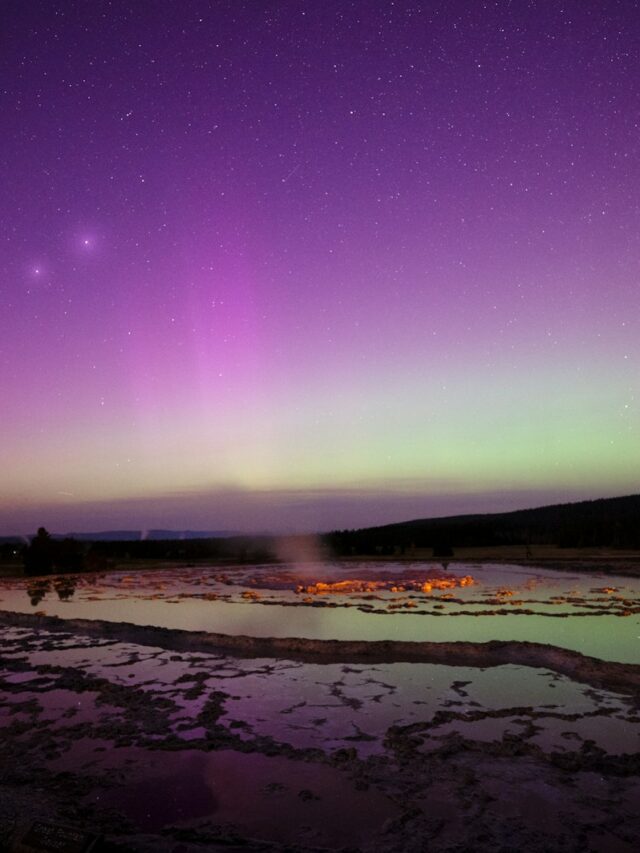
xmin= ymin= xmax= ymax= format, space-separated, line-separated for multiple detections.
xmin=2 ymin=562 xmax=639 ymax=662
xmin=1 ymin=562 xmax=639 ymax=851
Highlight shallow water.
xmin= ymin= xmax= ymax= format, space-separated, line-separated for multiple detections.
xmin=2 ymin=622 xmax=639 ymax=851
xmin=1 ymin=561 xmax=639 ymax=662
xmin=1 ymin=627 xmax=636 ymax=759
xmin=65 ymin=747 xmax=398 ymax=843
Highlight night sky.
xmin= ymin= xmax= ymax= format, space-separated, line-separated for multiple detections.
xmin=1 ymin=1 xmax=638 ymax=534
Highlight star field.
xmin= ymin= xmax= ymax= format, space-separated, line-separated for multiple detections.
xmin=1 ymin=0 xmax=638 ymax=532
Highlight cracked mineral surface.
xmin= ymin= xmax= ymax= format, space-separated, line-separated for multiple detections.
xmin=1 ymin=561 xmax=639 ymax=851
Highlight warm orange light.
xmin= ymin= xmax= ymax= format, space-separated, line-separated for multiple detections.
xmin=298 ymin=575 xmax=475 ymax=596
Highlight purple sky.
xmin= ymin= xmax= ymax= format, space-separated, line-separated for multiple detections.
xmin=1 ymin=1 xmax=639 ymax=534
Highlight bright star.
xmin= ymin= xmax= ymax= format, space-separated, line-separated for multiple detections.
xmin=78 ymin=234 xmax=97 ymax=252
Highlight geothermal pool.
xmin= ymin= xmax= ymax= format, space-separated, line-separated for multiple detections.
xmin=1 ymin=561 xmax=639 ymax=851
xmin=1 ymin=561 xmax=639 ymax=662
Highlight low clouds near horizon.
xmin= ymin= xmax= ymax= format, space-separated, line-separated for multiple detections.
xmin=0 ymin=484 xmax=624 ymax=537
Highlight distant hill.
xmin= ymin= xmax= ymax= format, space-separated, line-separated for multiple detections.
xmin=3 ymin=494 xmax=638 ymax=560
xmin=63 ymin=529 xmax=237 ymax=542
xmin=60 ymin=530 xmax=142 ymax=541
xmin=1 ymin=530 xmax=237 ymax=544
xmin=325 ymin=494 xmax=640 ymax=555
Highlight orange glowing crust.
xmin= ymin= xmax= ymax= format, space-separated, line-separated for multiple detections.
xmin=298 ymin=576 xmax=475 ymax=595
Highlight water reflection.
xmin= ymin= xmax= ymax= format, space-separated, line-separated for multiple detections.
xmin=26 ymin=579 xmax=50 ymax=606
xmin=81 ymin=748 xmax=397 ymax=843
xmin=2 ymin=562 xmax=639 ymax=663
xmin=25 ymin=576 xmax=77 ymax=605
xmin=54 ymin=576 xmax=77 ymax=601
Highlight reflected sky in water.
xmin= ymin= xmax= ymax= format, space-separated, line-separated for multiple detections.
xmin=1 ymin=562 xmax=639 ymax=663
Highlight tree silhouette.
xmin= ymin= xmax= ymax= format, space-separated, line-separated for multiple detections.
xmin=22 ymin=528 xmax=84 ymax=576
xmin=23 ymin=527 xmax=55 ymax=576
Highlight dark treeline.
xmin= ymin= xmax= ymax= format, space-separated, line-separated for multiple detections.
xmin=324 ymin=494 xmax=640 ymax=556
xmin=20 ymin=529 xmax=276 ymax=576
xmin=0 ymin=540 xmax=22 ymax=563
xmin=10 ymin=494 xmax=640 ymax=575
xmin=87 ymin=535 xmax=274 ymax=564
xmin=23 ymin=528 xmax=85 ymax=575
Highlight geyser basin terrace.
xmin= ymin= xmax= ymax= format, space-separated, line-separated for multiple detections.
xmin=1 ymin=560 xmax=639 ymax=851
xmin=1 ymin=561 xmax=640 ymax=663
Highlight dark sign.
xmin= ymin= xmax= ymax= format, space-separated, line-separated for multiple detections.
xmin=17 ymin=820 xmax=99 ymax=853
